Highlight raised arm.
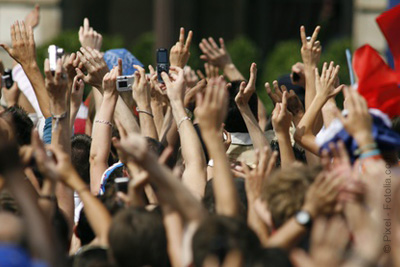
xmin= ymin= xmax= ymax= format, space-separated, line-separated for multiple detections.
xmin=235 ymin=63 xmax=270 ymax=151
xmin=132 ymin=65 xmax=158 ymax=139
xmin=196 ymin=76 xmax=239 ymax=217
xmin=162 ymin=67 xmax=207 ymax=198
xmin=1 ymin=21 xmax=51 ymax=118
xmin=271 ymin=92 xmax=296 ymax=168
xmin=199 ymin=37 xmax=245 ymax=81
xmin=294 ymin=63 xmax=343 ymax=155
xmin=44 ymin=58 xmax=75 ymax=228
xmin=89 ymin=67 xmax=119 ymax=194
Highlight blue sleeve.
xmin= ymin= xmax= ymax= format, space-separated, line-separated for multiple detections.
xmin=43 ymin=117 xmax=52 ymax=144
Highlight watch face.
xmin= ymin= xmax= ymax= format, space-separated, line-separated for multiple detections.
xmin=296 ymin=211 xmax=311 ymax=225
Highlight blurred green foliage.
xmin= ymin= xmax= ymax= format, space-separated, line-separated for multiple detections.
xmin=36 ymin=30 xmax=351 ymax=112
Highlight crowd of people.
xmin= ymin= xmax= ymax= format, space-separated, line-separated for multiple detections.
xmin=0 ymin=3 xmax=400 ymax=267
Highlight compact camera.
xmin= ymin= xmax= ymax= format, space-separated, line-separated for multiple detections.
xmin=157 ymin=48 xmax=169 ymax=83
xmin=1 ymin=69 xmax=13 ymax=89
xmin=48 ymin=45 xmax=64 ymax=72
xmin=116 ymin=75 xmax=134 ymax=92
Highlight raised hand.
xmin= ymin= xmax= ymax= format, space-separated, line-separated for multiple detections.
xmin=195 ymin=76 xmax=229 ymax=133
xmin=271 ymin=91 xmax=293 ymax=134
xmin=199 ymin=37 xmax=232 ymax=69
xmin=335 ymin=87 xmax=373 ymax=146
xmin=76 ymin=46 xmax=109 ymax=89
xmin=184 ymin=79 xmax=207 ymax=107
xmin=242 ymin=147 xmax=277 ymax=200
xmin=265 ymin=80 xmax=284 ymax=105
xmin=183 ymin=66 xmax=199 ymax=88
xmin=161 ymin=66 xmax=186 ymax=103
xmin=79 ymin=18 xmax=103 ymax=51
xmin=315 ymin=62 xmax=343 ymax=100
xmin=132 ymin=65 xmax=151 ymax=109
xmin=25 ymin=4 xmax=40 ymax=29
xmin=102 ymin=66 xmax=118 ymax=98
xmin=235 ymin=63 xmax=257 ymax=107
xmin=44 ymin=58 xmax=68 ymax=114
xmin=300 ymin=25 xmax=322 ymax=66
xmin=170 ymin=27 xmax=193 ymax=68
xmin=63 ymin=53 xmax=80 ymax=82
xmin=1 ymin=21 xmax=36 ymax=67
xmin=71 ymin=75 xmax=85 ymax=110
xmin=148 ymin=64 xmax=166 ymax=95
xmin=204 ymin=63 xmax=219 ymax=80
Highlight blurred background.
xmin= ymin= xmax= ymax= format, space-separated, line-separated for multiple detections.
xmin=0 ymin=0 xmax=396 ymax=111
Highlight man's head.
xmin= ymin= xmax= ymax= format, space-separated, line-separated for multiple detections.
xmin=1 ymin=106 xmax=33 ymax=146
xmin=261 ymin=165 xmax=320 ymax=228
xmin=192 ymin=215 xmax=261 ymax=267
xmin=71 ymin=134 xmax=92 ymax=185
xmin=225 ymin=81 xmax=258 ymax=133
xmin=108 ymin=207 xmax=170 ymax=267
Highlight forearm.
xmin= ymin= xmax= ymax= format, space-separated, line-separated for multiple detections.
xmin=68 ymin=171 xmax=112 ymax=245
xmin=171 ymin=100 xmax=206 ymax=198
xmin=247 ymin=198 xmax=269 ymax=246
xmin=69 ymin=104 xmax=80 ymax=134
xmin=22 ymin=63 xmax=51 ymax=118
xmin=151 ymin=98 xmax=165 ymax=138
xmin=265 ymin=218 xmax=307 ymax=249
xmin=6 ymin=169 xmax=65 ymax=266
xmin=202 ymin=130 xmax=239 ymax=216
xmin=114 ymin=95 xmax=140 ymax=133
xmin=90 ymin=93 xmax=117 ymax=194
xmin=295 ymin=95 xmax=326 ymax=155
xmin=162 ymin=208 xmax=184 ymax=267
xmin=276 ymin=132 xmax=295 ymax=169
xmin=223 ymin=63 xmax=245 ymax=81
xmin=304 ymin=65 xmax=323 ymax=133
xmin=137 ymin=103 xmax=158 ymax=139
xmin=238 ymin=105 xmax=270 ymax=151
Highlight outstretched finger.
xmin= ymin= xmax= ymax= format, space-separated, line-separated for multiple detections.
xmin=310 ymin=25 xmax=321 ymax=45
xmin=300 ymin=26 xmax=307 ymax=46
xmin=179 ymin=27 xmax=185 ymax=45
xmin=185 ymin=30 xmax=193 ymax=50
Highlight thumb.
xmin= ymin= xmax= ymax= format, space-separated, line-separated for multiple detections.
xmin=0 ymin=43 xmax=11 ymax=54
xmin=75 ymin=68 xmax=86 ymax=79
xmin=161 ymin=72 xmax=171 ymax=87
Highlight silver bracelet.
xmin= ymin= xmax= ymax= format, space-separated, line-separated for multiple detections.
xmin=51 ymin=111 xmax=68 ymax=132
xmin=95 ymin=119 xmax=113 ymax=127
xmin=136 ymin=107 xmax=154 ymax=118
xmin=177 ymin=116 xmax=191 ymax=130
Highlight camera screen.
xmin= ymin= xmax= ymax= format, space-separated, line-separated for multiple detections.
xmin=118 ymin=81 xmax=128 ymax=88
xmin=157 ymin=51 xmax=168 ymax=63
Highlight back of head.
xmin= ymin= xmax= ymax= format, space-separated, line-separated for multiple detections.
xmin=108 ymin=207 xmax=170 ymax=267
xmin=73 ymin=246 xmax=109 ymax=267
xmin=262 ymin=165 xmax=321 ymax=228
xmin=71 ymin=134 xmax=92 ymax=185
xmin=2 ymin=106 xmax=33 ymax=146
xmin=76 ymin=208 xmax=95 ymax=246
xmin=192 ymin=215 xmax=261 ymax=267
xmin=225 ymin=81 xmax=258 ymax=133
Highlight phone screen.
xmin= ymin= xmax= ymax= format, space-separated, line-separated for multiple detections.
xmin=157 ymin=50 xmax=168 ymax=63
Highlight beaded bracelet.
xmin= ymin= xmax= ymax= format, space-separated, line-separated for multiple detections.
xmin=354 ymin=142 xmax=377 ymax=156
xmin=359 ymin=149 xmax=381 ymax=159
xmin=136 ymin=107 xmax=154 ymax=118
xmin=95 ymin=119 xmax=113 ymax=128
xmin=178 ymin=116 xmax=191 ymax=130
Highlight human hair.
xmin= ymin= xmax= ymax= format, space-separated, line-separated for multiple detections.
xmin=224 ymin=81 xmax=258 ymax=133
xmin=2 ymin=106 xmax=33 ymax=146
xmin=145 ymin=137 xmax=165 ymax=157
xmin=108 ymin=207 xmax=170 ymax=267
xmin=261 ymin=165 xmax=321 ymax=228
xmin=202 ymin=178 xmax=248 ymax=219
xmin=192 ymin=215 xmax=261 ymax=267
xmin=71 ymin=134 xmax=92 ymax=185
xmin=76 ymin=208 xmax=95 ymax=246
xmin=73 ymin=246 xmax=110 ymax=267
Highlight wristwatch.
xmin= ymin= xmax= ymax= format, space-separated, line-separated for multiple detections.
xmin=295 ymin=210 xmax=313 ymax=229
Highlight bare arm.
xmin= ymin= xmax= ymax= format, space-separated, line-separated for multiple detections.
xmin=235 ymin=63 xmax=270 ymax=152
xmin=1 ymin=21 xmax=51 ymax=118
xmin=162 ymin=67 xmax=207 ymax=199
xmin=89 ymin=67 xmax=119 ymax=194
xmin=196 ymin=76 xmax=239 ymax=217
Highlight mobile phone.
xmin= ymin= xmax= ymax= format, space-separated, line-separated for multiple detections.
xmin=48 ymin=45 xmax=64 ymax=72
xmin=156 ymin=48 xmax=169 ymax=83
xmin=116 ymin=75 xmax=134 ymax=92
xmin=2 ymin=69 xmax=13 ymax=89
xmin=114 ymin=177 xmax=129 ymax=193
